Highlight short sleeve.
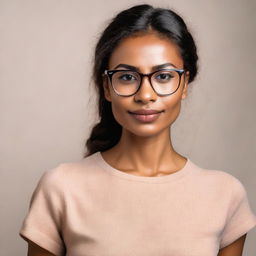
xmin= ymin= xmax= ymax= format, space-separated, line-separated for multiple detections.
xmin=219 ymin=176 xmax=256 ymax=249
xmin=19 ymin=166 xmax=66 ymax=256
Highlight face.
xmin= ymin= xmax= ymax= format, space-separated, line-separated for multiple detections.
xmin=103 ymin=32 xmax=190 ymax=137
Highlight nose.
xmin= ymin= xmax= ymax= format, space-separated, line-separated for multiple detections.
xmin=133 ymin=75 xmax=158 ymax=103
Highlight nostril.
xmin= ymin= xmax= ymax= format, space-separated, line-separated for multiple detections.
xmin=133 ymin=90 xmax=158 ymax=103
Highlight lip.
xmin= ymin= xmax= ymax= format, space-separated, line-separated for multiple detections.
xmin=128 ymin=109 xmax=163 ymax=115
xmin=128 ymin=109 xmax=163 ymax=123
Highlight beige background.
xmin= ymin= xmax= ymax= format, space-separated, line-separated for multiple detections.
xmin=1 ymin=0 xmax=255 ymax=255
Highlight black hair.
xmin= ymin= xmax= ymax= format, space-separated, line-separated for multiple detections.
xmin=84 ymin=4 xmax=198 ymax=157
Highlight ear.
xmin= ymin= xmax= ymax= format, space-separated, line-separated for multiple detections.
xmin=103 ymin=76 xmax=112 ymax=102
xmin=181 ymin=71 xmax=190 ymax=100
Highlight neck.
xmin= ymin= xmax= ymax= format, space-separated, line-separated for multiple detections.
xmin=103 ymin=127 xmax=185 ymax=177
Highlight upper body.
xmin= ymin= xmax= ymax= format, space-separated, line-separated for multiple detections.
xmin=20 ymin=4 xmax=256 ymax=256
xmin=20 ymin=151 xmax=256 ymax=256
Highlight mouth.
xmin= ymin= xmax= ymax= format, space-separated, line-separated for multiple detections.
xmin=128 ymin=109 xmax=164 ymax=115
xmin=128 ymin=111 xmax=163 ymax=123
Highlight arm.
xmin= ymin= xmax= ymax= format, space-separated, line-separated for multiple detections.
xmin=28 ymin=241 xmax=56 ymax=256
xmin=217 ymin=234 xmax=247 ymax=256
xmin=20 ymin=168 xmax=66 ymax=256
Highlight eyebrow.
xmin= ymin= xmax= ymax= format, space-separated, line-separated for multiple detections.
xmin=113 ymin=62 xmax=178 ymax=72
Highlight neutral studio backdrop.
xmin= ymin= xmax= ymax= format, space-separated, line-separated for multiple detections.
xmin=0 ymin=0 xmax=255 ymax=255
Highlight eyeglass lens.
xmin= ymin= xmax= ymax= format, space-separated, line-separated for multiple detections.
xmin=111 ymin=70 xmax=181 ymax=96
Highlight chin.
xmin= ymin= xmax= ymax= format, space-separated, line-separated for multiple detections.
xmin=122 ymin=125 xmax=168 ymax=138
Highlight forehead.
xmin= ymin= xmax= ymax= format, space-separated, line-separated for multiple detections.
xmin=108 ymin=33 xmax=183 ymax=70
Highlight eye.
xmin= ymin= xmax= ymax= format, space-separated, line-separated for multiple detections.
xmin=119 ymin=74 xmax=136 ymax=81
xmin=115 ymin=71 xmax=138 ymax=83
xmin=155 ymin=72 xmax=174 ymax=82
xmin=155 ymin=72 xmax=173 ymax=82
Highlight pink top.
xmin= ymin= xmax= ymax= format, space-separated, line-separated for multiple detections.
xmin=19 ymin=151 xmax=256 ymax=255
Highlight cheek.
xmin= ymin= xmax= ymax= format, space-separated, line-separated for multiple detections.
xmin=164 ymin=96 xmax=181 ymax=110
xmin=110 ymin=99 xmax=128 ymax=125
xmin=162 ymin=96 xmax=182 ymax=123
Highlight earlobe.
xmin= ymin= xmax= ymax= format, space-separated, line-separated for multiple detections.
xmin=103 ymin=77 xmax=112 ymax=102
xmin=181 ymin=84 xmax=188 ymax=99
xmin=181 ymin=71 xmax=189 ymax=100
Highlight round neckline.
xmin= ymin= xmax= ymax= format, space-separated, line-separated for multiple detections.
xmin=94 ymin=151 xmax=193 ymax=183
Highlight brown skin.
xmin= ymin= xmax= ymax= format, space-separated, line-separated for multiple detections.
xmin=26 ymin=32 xmax=247 ymax=255
xmin=102 ymin=32 xmax=247 ymax=254
xmin=102 ymin=32 xmax=190 ymax=177
xmin=27 ymin=234 xmax=246 ymax=256
xmin=27 ymin=240 xmax=55 ymax=255
xmin=217 ymin=234 xmax=247 ymax=256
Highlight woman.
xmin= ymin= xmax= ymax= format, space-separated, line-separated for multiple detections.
xmin=19 ymin=4 xmax=256 ymax=256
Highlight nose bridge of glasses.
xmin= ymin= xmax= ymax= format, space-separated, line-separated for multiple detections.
xmin=139 ymin=73 xmax=154 ymax=89
xmin=132 ymin=72 xmax=158 ymax=98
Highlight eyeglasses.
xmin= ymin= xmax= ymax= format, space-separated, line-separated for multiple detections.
xmin=103 ymin=68 xmax=185 ymax=97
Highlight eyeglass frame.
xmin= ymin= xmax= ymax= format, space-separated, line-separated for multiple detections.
xmin=102 ymin=68 xmax=186 ymax=97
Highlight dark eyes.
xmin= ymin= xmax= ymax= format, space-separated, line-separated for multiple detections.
xmin=117 ymin=71 xmax=174 ymax=83
xmin=118 ymin=74 xmax=137 ymax=81
xmin=155 ymin=73 xmax=174 ymax=82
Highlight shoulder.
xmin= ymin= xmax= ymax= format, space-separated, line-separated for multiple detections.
xmin=38 ymin=153 xmax=100 ymax=190
xmin=190 ymin=160 xmax=246 ymax=196
xmin=192 ymin=160 xmax=242 ymax=183
xmin=205 ymin=168 xmax=246 ymax=192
